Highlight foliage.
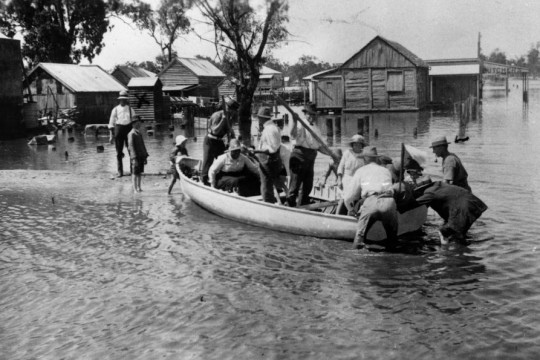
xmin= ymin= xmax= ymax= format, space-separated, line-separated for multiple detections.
xmin=196 ymin=0 xmax=289 ymax=144
xmin=487 ymin=48 xmax=507 ymax=65
xmin=0 ymin=0 xmax=113 ymax=67
xmin=287 ymin=55 xmax=333 ymax=83
xmin=121 ymin=0 xmax=193 ymax=64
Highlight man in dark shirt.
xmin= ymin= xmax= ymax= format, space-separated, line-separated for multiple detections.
xmin=413 ymin=176 xmax=487 ymax=244
xmin=201 ymin=98 xmax=239 ymax=185
xmin=430 ymin=136 xmax=471 ymax=192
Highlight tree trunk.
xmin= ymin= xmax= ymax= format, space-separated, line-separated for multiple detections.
xmin=237 ymin=88 xmax=254 ymax=146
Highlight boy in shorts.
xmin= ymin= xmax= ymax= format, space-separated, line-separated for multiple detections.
xmin=127 ymin=117 xmax=149 ymax=192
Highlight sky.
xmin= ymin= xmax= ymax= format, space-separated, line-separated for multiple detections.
xmin=85 ymin=0 xmax=540 ymax=71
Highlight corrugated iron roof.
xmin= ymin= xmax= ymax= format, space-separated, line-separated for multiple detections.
xmin=303 ymin=68 xmax=339 ymax=80
xmin=163 ymin=84 xmax=199 ymax=92
xmin=261 ymin=66 xmax=281 ymax=75
xmin=177 ymin=58 xmax=225 ymax=77
xmin=115 ymin=65 xmax=156 ymax=78
xmin=128 ymin=77 xmax=161 ymax=87
xmin=29 ymin=63 xmax=126 ymax=92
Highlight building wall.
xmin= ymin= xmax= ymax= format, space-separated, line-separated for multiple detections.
xmin=0 ymin=38 xmax=24 ymax=138
xmin=75 ymin=92 xmax=119 ymax=125
xmin=343 ymin=39 xmax=415 ymax=68
xmin=191 ymin=76 xmax=223 ymax=99
xmin=315 ymin=77 xmax=343 ymax=108
xmin=128 ymin=85 xmax=164 ymax=122
xmin=218 ymin=80 xmax=237 ymax=100
xmin=159 ymin=61 xmax=198 ymax=88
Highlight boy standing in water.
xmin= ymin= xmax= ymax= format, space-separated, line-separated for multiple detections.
xmin=127 ymin=117 xmax=149 ymax=193
xmin=168 ymin=135 xmax=189 ymax=194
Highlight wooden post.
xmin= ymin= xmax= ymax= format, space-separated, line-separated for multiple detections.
xmin=326 ymin=118 xmax=334 ymax=146
xmin=335 ymin=116 xmax=341 ymax=143
xmin=363 ymin=115 xmax=370 ymax=139
xmin=357 ymin=117 xmax=364 ymax=136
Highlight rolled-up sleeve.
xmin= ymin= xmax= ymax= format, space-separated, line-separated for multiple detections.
xmin=209 ymin=155 xmax=226 ymax=186
xmin=108 ymin=107 xmax=117 ymax=129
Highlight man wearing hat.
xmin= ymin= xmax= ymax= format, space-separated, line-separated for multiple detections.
xmin=344 ymin=146 xmax=398 ymax=249
xmin=109 ymin=90 xmax=138 ymax=177
xmin=201 ymin=97 xmax=239 ymax=185
xmin=413 ymin=176 xmax=487 ymax=244
xmin=288 ymin=103 xmax=331 ymax=207
xmin=209 ymin=139 xmax=260 ymax=196
xmin=253 ymin=106 xmax=282 ymax=203
xmin=430 ymin=136 xmax=471 ymax=191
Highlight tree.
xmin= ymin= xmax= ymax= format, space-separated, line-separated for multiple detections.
xmin=487 ymin=48 xmax=507 ymax=65
xmin=196 ymin=0 xmax=289 ymax=144
xmin=0 ymin=0 xmax=113 ymax=67
xmin=527 ymin=43 xmax=540 ymax=76
xmin=122 ymin=0 xmax=192 ymax=65
xmin=287 ymin=55 xmax=332 ymax=84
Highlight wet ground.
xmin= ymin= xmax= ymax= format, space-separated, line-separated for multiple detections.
xmin=1 ymin=81 xmax=540 ymax=359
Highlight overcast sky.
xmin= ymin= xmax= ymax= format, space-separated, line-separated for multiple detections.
xmin=88 ymin=0 xmax=540 ymax=70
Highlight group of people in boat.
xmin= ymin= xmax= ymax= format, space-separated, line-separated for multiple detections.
xmin=170 ymin=97 xmax=487 ymax=248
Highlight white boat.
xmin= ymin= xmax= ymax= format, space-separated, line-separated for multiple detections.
xmin=178 ymin=158 xmax=427 ymax=241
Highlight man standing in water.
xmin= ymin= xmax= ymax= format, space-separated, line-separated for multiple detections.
xmin=109 ymin=90 xmax=137 ymax=177
xmin=344 ymin=146 xmax=398 ymax=250
xmin=201 ymin=98 xmax=239 ymax=185
xmin=430 ymin=136 xmax=471 ymax=191
xmin=288 ymin=103 xmax=330 ymax=207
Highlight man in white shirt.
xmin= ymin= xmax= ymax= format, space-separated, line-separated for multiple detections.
xmin=254 ymin=106 xmax=282 ymax=203
xmin=344 ymin=146 xmax=398 ymax=249
xmin=108 ymin=90 xmax=137 ymax=177
xmin=209 ymin=139 xmax=260 ymax=196
xmin=288 ymin=104 xmax=330 ymax=207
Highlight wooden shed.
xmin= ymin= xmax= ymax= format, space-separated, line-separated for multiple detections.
xmin=341 ymin=36 xmax=429 ymax=111
xmin=304 ymin=68 xmax=343 ymax=110
xmin=426 ymin=59 xmax=481 ymax=105
xmin=25 ymin=63 xmax=126 ymax=125
xmin=127 ymin=77 xmax=164 ymax=123
xmin=111 ymin=65 xmax=156 ymax=87
xmin=158 ymin=57 xmax=225 ymax=101
xmin=0 ymin=37 xmax=24 ymax=138
xmin=217 ymin=78 xmax=238 ymax=100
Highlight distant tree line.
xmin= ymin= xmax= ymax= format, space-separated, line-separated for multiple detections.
xmin=480 ymin=43 xmax=540 ymax=77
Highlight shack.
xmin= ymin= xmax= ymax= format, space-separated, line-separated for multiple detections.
xmin=111 ymin=65 xmax=156 ymax=87
xmin=127 ymin=77 xmax=164 ymax=123
xmin=217 ymin=78 xmax=238 ymax=100
xmin=158 ymin=57 xmax=225 ymax=102
xmin=0 ymin=36 xmax=24 ymax=138
xmin=257 ymin=66 xmax=284 ymax=91
xmin=426 ymin=58 xmax=481 ymax=104
xmin=303 ymin=68 xmax=342 ymax=110
xmin=25 ymin=63 xmax=126 ymax=125
xmin=340 ymin=36 xmax=429 ymax=111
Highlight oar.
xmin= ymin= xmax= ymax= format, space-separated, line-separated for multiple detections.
xmin=271 ymin=91 xmax=341 ymax=164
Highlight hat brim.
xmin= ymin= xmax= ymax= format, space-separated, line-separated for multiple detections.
xmin=226 ymin=147 xmax=242 ymax=152
xmin=258 ymin=115 xmax=272 ymax=119
xmin=429 ymin=142 xmax=449 ymax=148
xmin=118 ymin=96 xmax=129 ymax=100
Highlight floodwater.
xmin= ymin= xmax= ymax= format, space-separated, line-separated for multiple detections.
xmin=1 ymin=80 xmax=540 ymax=359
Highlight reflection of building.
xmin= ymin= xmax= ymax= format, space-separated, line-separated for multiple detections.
xmin=25 ymin=63 xmax=126 ymax=125
xmin=158 ymin=57 xmax=225 ymax=102
xmin=111 ymin=65 xmax=156 ymax=87
xmin=127 ymin=77 xmax=164 ymax=123
xmin=304 ymin=36 xmax=430 ymax=112
xmin=0 ymin=36 xmax=24 ymax=138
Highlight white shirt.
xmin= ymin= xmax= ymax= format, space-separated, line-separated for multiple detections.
xmin=258 ymin=120 xmax=281 ymax=154
xmin=209 ymin=152 xmax=259 ymax=186
xmin=108 ymin=104 xmax=136 ymax=128
xmin=290 ymin=120 xmax=321 ymax=149
xmin=344 ymin=162 xmax=394 ymax=211
xmin=337 ymin=149 xmax=365 ymax=177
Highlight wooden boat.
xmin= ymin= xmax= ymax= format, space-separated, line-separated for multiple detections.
xmin=178 ymin=158 xmax=427 ymax=241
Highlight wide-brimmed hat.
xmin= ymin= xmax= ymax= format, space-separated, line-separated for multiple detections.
xmin=175 ymin=135 xmax=188 ymax=146
xmin=429 ymin=136 xmax=450 ymax=148
xmin=350 ymin=134 xmax=366 ymax=145
xmin=118 ymin=90 xmax=129 ymax=100
xmin=362 ymin=146 xmax=380 ymax=158
xmin=301 ymin=103 xmax=317 ymax=115
xmin=227 ymin=139 xmax=242 ymax=152
xmin=257 ymin=106 xmax=272 ymax=119
xmin=413 ymin=175 xmax=434 ymax=193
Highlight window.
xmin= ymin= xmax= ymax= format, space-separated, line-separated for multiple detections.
xmin=387 ymin=71 xmax=404 ymax=92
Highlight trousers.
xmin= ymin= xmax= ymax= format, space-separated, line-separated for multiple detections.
xmin=355 ymin=195 xmax=398 ymax=241
xmin=115 ymin=124 xmax=132 ymax=174
xmin=288 ymin=146 xmax=317 ymax=207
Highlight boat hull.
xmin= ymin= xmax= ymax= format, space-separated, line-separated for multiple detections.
xmin=179 ymin=171 xmax=427 ymax=241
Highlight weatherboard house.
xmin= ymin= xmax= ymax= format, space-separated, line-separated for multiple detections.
xmin=127 ymin=76 xmax=164 ymax=123
xmin=306 ymin=35 xmax=430 ymax=112
xmin=158 ymin=57 xmax=225 ymax=102
xmin=25 ymin=63 xmax=126 ymax=125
